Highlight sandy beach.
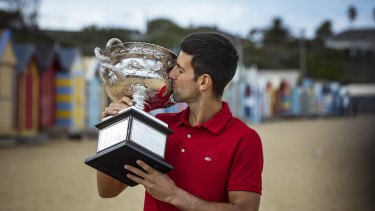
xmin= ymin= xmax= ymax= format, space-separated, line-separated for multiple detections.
xmin=1 ymin=115 xmax=374 ymax=211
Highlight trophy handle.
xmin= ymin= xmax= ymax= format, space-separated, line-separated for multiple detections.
xmin=106 ymin=38 xmax=124 ymax=50
xmin=94 ymin=38 xmax=123 ymax=62
xmin=94 ymin=47 xmax=109 ymax=62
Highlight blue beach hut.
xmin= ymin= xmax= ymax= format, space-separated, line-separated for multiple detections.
xmin=83 ymin=57 xmax=109 ymax=133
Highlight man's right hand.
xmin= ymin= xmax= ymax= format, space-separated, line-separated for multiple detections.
xmin=102 ymin=96 xmax=134 ymax=118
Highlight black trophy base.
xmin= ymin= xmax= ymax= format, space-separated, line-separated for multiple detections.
xmin=85 ymin=140 xmax=173 ymax=186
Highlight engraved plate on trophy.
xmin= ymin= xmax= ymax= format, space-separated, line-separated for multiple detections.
xmin=84 ymin=38 xmax=176 ymax=186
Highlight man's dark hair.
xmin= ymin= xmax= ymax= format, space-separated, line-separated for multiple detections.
xmin=179 ymin=32 xmax=239 ymax=98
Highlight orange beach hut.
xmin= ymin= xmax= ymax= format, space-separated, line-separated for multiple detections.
xmin=0 ymin=29 xmax=18 ymax=137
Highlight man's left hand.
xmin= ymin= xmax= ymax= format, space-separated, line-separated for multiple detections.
xmin=125 ymin=160 xmax=178 ymax=204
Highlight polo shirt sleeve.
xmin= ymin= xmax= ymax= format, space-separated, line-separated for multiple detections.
xmin=227 ymin=129 xmax=263 ymax=194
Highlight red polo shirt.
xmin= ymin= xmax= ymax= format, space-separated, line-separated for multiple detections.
xmin=144 ymin=102 xmax=263 ymax=211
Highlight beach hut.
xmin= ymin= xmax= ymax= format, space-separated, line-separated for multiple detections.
xmin=36 ymin=45 xmax=61 ymax=130
xmin=56 ymin=47 xmax=86 ymax=135
xmin=14 ymin=44 xmax=40 ymax=136
xmin=264 ymin=81 xmax=276 ymax=119
xmin=276 ymin=79 xmax=292 ymax=116
xmin=82 ymin=57 xmax=108 ymax=133
xmin=0 ymin=29 xmax=18 ymax=137
xmin=290 ymin=86 xmax=301 ymax=117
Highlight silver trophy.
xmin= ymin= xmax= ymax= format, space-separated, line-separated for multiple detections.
xmin=85 ymin=38 xmax=177 ymax=186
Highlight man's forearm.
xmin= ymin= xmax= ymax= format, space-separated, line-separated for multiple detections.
xmin=96 ymin=171 xmax=127 ymax=198
xmin=169 ymin=188 xmax=260 ymax=211
xmin=170 ymin=190 xmax=240 ymax=211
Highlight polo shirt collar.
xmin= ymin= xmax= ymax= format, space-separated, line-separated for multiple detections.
xmin=178 ymin=101 xmax=232 ymax=134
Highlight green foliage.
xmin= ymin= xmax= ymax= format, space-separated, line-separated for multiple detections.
xmin=41 ymin=27 xmax=140 ymax=55
xmin=315 ymin=20 xmax=333 ymax=43
xmin=145 ymin=19 xmax=221 ymax=51
xmin=145 ymin=19 xmax=185 ymax=50
xmin=307 ymin=49 xmax=342 ymax=81
xmin=242 ymin=17 xmax=300 ymax=69
xmin=306 ymin=48 xmax=375 ymax=84
xmin=243 ymin=43 xmax=299 ymax=69
xmin=347 ymin=5 xmax=357 ymax=24
xmin=0 ymin=0 xmax=40 ymax=30
xmin=262 ymin=17 xmax=291 ymax=45
xmin=0 ymin=9 xmax=22 ymax=29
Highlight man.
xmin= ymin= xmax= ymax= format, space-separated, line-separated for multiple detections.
xmin=97 ymin=32 xmax=263 ymax=211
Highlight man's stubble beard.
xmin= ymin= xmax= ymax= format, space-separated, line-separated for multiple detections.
xmin=172 ymin=92 xmax=183 ymax=103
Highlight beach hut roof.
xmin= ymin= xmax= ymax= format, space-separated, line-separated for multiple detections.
xmin=0 ymin=29 xmax=12 ymax=57
xmin=14 ymin=44 xmax=36 ymax=74
xmin=58 ymin=47 xmax=80 ymax=71
xmin=36 ymin=45 xmax=57 ymax=71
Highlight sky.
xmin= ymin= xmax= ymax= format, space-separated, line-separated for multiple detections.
xmin=35 ymin=0 xmax=375 ymax=38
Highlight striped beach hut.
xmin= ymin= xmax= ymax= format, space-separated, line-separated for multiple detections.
xmin=56 ymin=47 xmax=86 ymax=135
xmin=14 ymin=44 xmax=40 ymax=136
xmin=36 ymin=45 xmax=61 ymax=130
xmin=0 ymin=29 xmax=18 ymax=136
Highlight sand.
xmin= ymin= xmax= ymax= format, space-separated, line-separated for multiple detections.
xmin=0 ymin=115 xmax=374 ymax=211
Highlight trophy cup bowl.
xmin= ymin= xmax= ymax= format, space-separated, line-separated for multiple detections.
xmin=85 ymin=38 xmax=177 ymax=186
xmin=94 ymin=38 xmax=177 ymax=110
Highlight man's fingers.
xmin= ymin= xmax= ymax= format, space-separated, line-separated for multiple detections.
xmin=102 ymin=99 xmax=132 ymax=118
xmin=124 ymin=164 xmax=148 ymax=179
xmin=126 ymin=173 xmax=145 ymax=185
xmin=109 ymin=102 xmax=128 ymax=111
xmin=124 ymin=164 xmax=150 ymax=185
xmin=102 ymin=107 xmax=118 ymax=118
xmin=124 ymin=161 xmax=158 ymax=183
xmin=136 ymin=160 xmax=157 ymax=174
xmin=119 ymin=96 xmax=134 ymax=106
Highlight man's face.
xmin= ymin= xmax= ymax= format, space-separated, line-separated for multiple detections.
xmin=168 ymin=51 xmax=200 ymax=103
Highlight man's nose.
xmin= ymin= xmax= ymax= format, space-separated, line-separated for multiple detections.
xmin=168 ymin=66 xmax=177 ymax=79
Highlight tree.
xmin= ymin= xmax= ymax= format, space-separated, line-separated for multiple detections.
xmin=262 ymin=17 xmax=291 ymax=45
xmin=347 ymin=5 xmax=357 ymax=27
xmin=246 ymin=28 xmax=263 ymax=43
xmin=315 ymin=20 xmax=333 ymax=43
xmin=0 ymin=0 xmax=41 ymax=30
xmin=146 ymin=18 xmax=185 ymax=49
xmin=147 ymin=18 xmax=182 ymax=35
xmin=0 ymin=9 xmax=23 ymax=29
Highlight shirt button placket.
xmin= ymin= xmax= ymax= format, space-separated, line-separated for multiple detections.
xmin=181 ymin=131 xmax=191 ymax=153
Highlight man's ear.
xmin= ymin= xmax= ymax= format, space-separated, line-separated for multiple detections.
xmin=198 ymin=74 xmax=212 ymax=91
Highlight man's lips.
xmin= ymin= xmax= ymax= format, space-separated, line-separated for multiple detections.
xmin=166 ymin=79 xmax=174 ymax=94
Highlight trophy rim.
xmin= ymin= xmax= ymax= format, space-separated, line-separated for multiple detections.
xmin=102 ymin=41 xmax=178 ymax=60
